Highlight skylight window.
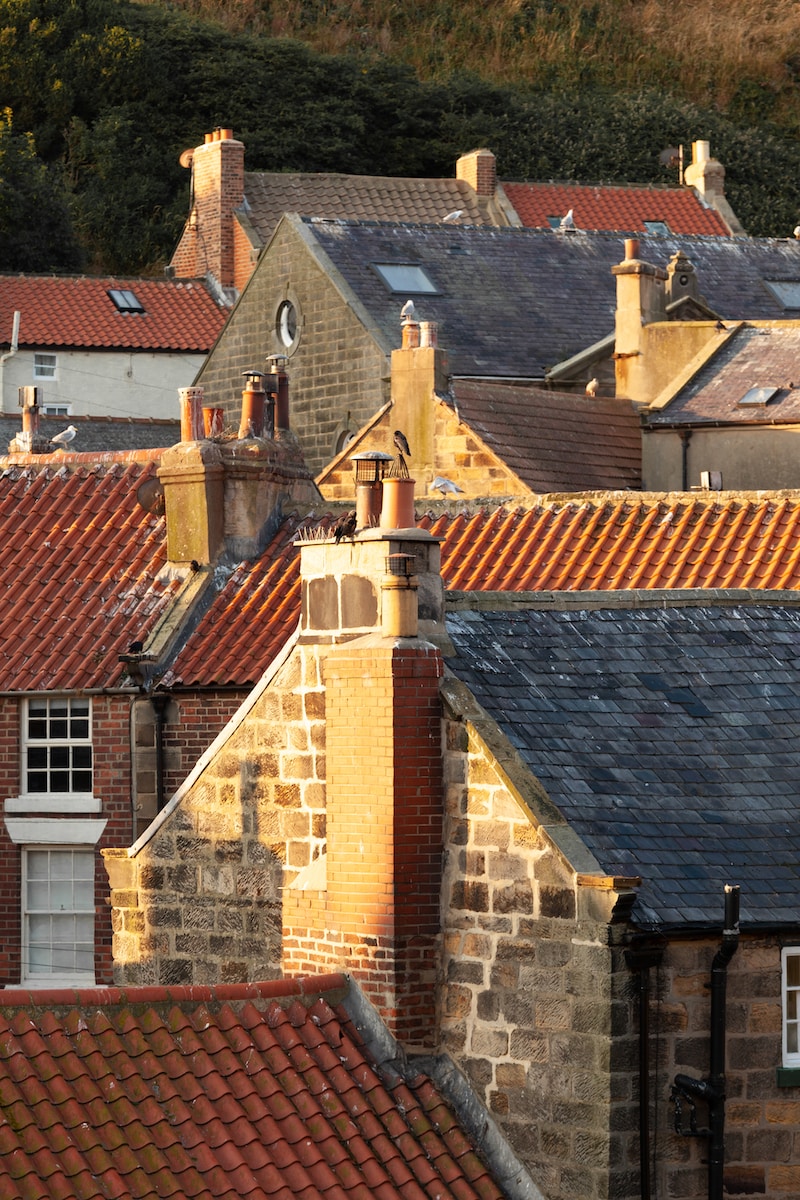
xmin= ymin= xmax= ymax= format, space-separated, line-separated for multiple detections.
xmin=738 ymin=386 xmax=780 ymax=407
xmin=764 ymin=280 xmax=800 ymax=310
xmin=108 ymin=288 xmax=145 ymax=314
xmin=644 ymin=220 xmax=671 ymax=235
xmin=372 ymin=264 xmax=438 ymax=294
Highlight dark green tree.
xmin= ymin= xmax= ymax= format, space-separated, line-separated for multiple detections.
xmin=0 ymin=108 xmax=83 ymax=272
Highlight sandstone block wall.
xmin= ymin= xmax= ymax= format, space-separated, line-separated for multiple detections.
xmin=107 ymin=647 xmax=326 ymax=986
xmin=440 ymin=708 xmax=639 ymax=1200
xmin=196 ymin=220 xmax=391 ymax=475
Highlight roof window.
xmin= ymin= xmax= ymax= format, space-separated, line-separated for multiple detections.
xmin=372 ymin=264 xmax=438 ymax=294
xmin=737 ymin=386 xmax=780 ymax=407
xmin=108 ymin=288 xmax=145 ymax=314
xmin=763 ymin=280 xmax=800 ymax=310
xmin=644 ymin=220 xmax=671 ymax=235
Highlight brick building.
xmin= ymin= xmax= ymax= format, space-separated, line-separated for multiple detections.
xmin=104 ymin=469 xmax=800 ymax=1200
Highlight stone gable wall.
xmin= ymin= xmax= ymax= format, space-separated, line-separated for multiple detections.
xmin=440 ymin=708 xmax=639 ymax=1200
xmin=196 ymin=221 xmax=391 ymax=474
xmin=106 ymin=646 xmax=326 ymax=987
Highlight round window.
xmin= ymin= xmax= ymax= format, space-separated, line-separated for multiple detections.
xmin=276 ymin=300 xmax=298 ymax=349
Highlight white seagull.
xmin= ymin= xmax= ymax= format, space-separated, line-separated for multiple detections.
xmin=430 ymin=476 xmax=464 ymax=495
xmin=559 ymin=209 xmax=577 ymax=232
xmin=50 ymin=424 xmax=78 ymax=449
xmin=442 ymin=209 xmax=464 ymax=223
xmin=585 ymin=377 xmax=599 ymax=397
xmin=401 ymin=299 xmax=416 ymax=322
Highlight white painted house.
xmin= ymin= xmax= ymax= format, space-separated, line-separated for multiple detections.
xmin=0 ymin=275 xmax=228 ymax=419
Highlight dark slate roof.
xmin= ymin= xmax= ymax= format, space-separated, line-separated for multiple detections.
xmin=0 ymin=974 xmax=506 ymax=1200
xmin=0 ymin=413 xmax=180 ymax=453
xmin=298 ymin=219 xmax=800 ymax=378
xmin=445 ymin=602 xmax=800 ymax=928
xmin=646 ymin=323 xmax=800 ymax=425
xmin=451 ymin=380 xmax=641 ymax=491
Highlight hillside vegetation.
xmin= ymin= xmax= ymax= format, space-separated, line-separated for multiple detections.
xmin=2 ymin=0 xmax=800 ymax=274
xmin=147 ymin=0 xmax=800 ymax=128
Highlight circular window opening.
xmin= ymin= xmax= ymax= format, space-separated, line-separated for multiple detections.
xmin=276 ymin=300 xmax=298 ymax=350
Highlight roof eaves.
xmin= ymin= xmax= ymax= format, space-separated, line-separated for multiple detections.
xmin=546 ymin=331 xmax=616 ymax=382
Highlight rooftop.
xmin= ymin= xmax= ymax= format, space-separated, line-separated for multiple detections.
xmin=0 ymin=973 xmax=504 ymax=1200
xmin=0 ymin=457 xmax=179 ymax=692
xmin=646 ymin=323 xmax=800 ymax=425
xmin=503 ymin=181 xmax=730 ymax=236
xmin=446 ymin=602 xmax=800 ymax=927
xmin=295 ymin=220 xmax=800 ymax=378
xmin=0 ymin=276 xmax=227 ymax=352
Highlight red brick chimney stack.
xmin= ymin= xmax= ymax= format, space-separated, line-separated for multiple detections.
xmin=170 ymin=128 xmax=245 ymax=289
xmin=456 ymin=148 xmax=497 ymax=197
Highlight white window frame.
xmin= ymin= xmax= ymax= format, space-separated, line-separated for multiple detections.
xmin=782 ymin=947 xmax=800 ymax=1066
xmin=16 ymin=697 xmax=96 ymax=812
xmin=20 ymin=843 xmax=98 ymax=988
xmin=33 ymin=352 xmax=57 ymax=380
xmin=42 ymin=403 xmax=71 ymax=417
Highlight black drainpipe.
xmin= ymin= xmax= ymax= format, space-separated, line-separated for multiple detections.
xmin=679 ymin=429 xmax=692 ymax=491
xmin=626 ymin=935 xmax=666 ymax=1200
xmin=671 ymin=885 xmax=741 ymax=1200
xmin=151 ymin=692 xmax=170 ymax=812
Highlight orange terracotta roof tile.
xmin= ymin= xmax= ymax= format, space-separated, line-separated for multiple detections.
xmin=0 ymin=276 xmax=227 ymax=352
xmin=0 ymin=457 xmax=181 ymax=692
xmin=503 ymin=181 xmax=730 ymax=235
xmin=0 ymin=977 xmax=505 ymax=1200
xmin=164 ymin=494 xmax=800 ymax=689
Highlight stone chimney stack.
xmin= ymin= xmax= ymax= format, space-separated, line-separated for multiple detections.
xmin=158 ymin=374 xmax=320 ymax=567
xmin=169 ymin=128 xmax=245 ymax=290
xmin=612 ymin=238 xmax=667 ymax=402
xmin=390 ymin=315 xmax=449 ymax=490
xmin=683 ymin=140 xmax=746 ymax=236
xmin=284 ymin=526 xmax=447 ymax=1046
xmin=456 ymin=148 xmax=497 ymax=196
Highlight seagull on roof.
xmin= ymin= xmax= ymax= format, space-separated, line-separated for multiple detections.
xmin=401 ymin=299 xmax=415 ymax=322
xmin=50 ymin=424 xmax=77 ymax=449
xmin=559 ymin=209 xmax=577 ymax=232
xmin=430 ymin=476 xmax=464 ymax=495
xmin=443 ymin=209 xmax=464 ymax=223
xmin=585 ymin=377 xmax=599 ymax=397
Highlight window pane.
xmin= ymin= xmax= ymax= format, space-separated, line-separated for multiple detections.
xmin=26 ymin=851 xmax=49 ymax=880
xmin=788 ymin=1025 xmax=798 ymax=1055
xmin=27 ymin=748 xmax=47 ymax=769
xmin=788 ymin=993 xmax=797 ymax=1021
xmin=23 ymin=850 xmax=95 ymax=982
xmin=788 ymin=954 xmax=800 ymax=987
xmin=27 ymin=772 xmax=48 ymax=793
xmin=73 ymin=747 xmax=92 ymax=769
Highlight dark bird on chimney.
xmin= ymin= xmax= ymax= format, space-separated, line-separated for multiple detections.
xmin=333 ymin=510 xmax=357 ymax=543
xmin=393 ymin=430 xmax=411 ymax=457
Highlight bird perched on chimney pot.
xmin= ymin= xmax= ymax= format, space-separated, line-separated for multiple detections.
xmin=393 ymin=430 xmax=411 ymax=457
xmin=400 ymin=300 xmax=415 ymax=322
xmin=50 ymin=424 xmax=78 ymax=449
xmin=585 ymin=378 xmax=599 ymax=397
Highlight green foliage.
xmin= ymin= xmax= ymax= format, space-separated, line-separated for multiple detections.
xmin=0 ymin=108 xmax=83 ymax=271
xmin=1 ymin=0 xmax=800 ymax=273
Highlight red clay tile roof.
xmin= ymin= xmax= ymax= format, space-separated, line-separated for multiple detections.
xmin=242 ymin=173 xmax=498 ymax=244
xmin=502 ymin=182 xmax=730 ymax=236
xmin=0 ymin=276 xmax=227 ymax=351
xmin=452 ymin=380 xmax=641 ymax=491
xmin=0 ymin=974 xmax=504 ymax=1200
xmin=0 ymin=456 xmax=180 ymax=691
xmin=164 ymin=494 xmax=800 ymax=688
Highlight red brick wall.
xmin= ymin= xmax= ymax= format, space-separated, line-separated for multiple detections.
xmin=0 ymin=694 xmax=135 ymax=986
xmin=284 ymin=642 xmax=444 ymax=1046
xmin=161 ymin=691 xmax=249 ymax=803
xmin=170 ymin=134 xmax=245 ymax=288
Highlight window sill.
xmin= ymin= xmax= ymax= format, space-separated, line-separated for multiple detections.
xmin=12 ymin=976 xmax=96 ymax=991
xmin=776 ymin=1067 xmax=800 ymax=1087
xmin=5 ymin=794 xmax=101 ymax=814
